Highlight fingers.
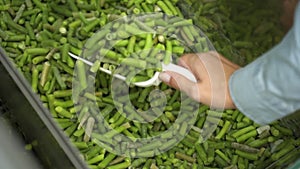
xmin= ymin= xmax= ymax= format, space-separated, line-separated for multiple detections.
xmin=180 ymin=52 xmax=240 ymax=75
xmin=178 ymin=53 xmax=208 ymax=81
xmin=159 ymin=71 xmax=200 ymax=101
xmin=159 ymin=51 xmax=239 ymax=108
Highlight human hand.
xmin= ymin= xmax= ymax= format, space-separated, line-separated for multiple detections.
xmin=159 ymin=51 xmax=240 ymax=109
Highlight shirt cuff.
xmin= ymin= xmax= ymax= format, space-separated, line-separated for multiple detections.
xmin=229 ymin=65 xmax=285 ymax=125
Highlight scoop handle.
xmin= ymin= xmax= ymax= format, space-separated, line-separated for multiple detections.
xmin=68 ymin=52 xmax=126 ymax=81
xmin=162 ymin=63 xmax=197 ymax=82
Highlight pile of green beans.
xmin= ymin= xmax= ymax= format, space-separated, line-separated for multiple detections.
xmin=0 ymin=0 xmax=299 ymax=169
xmin=81 ymin=12 xmax=211 ymax=83
xmin=179 ymin=0 xmax=284 ymax=66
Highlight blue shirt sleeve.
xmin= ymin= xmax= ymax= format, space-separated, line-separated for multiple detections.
xmin=229 ymin=3 xmax=300 ymax=125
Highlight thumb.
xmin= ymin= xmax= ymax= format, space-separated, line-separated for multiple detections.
xmin=159 ymin=71 xmax=200 ymax=101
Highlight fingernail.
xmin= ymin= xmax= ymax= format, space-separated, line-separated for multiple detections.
xmin=159 ymin=72 xmax=171 ymax=83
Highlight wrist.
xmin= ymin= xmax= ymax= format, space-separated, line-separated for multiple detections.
xmin=226 ymin=68 xmax=239 ymax=109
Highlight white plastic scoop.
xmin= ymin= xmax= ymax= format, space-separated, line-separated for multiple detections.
xmin=69 ymin=52 xmax=196 ymax=87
